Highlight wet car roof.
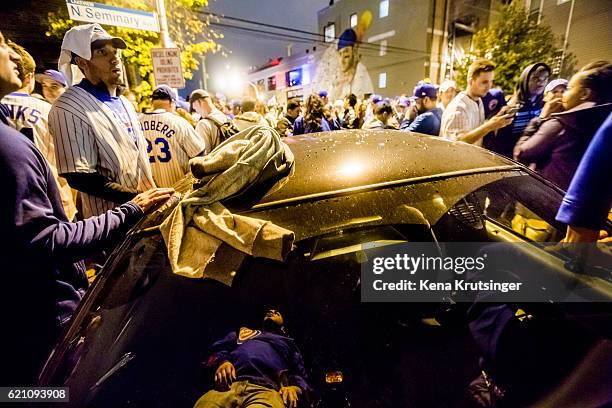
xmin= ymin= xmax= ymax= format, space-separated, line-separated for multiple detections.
xmin=254 ymin=130 xmax=518 ymax=207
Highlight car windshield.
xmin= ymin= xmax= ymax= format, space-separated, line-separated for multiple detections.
xmin=43 ymin=170 xmax=591 ymax=407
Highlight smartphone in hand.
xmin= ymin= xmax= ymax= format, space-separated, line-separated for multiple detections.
xmin=499 ymin=104 xmax=522 ymax=116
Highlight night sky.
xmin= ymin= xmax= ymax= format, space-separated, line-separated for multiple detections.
xmin=204 ymin=0 xmax=329 ymax=93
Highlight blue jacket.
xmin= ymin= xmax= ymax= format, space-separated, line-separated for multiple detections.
xmin=293 ymin=115 xmax=331 ymax=135
xmin=400 ymin=108 xmax=442 ymax=136
xmin=207 ymin=328 xmax=310 ymax=393
xmin=556 ymin=112 xmax=612 ymax=230
xmin=0 ymin=121 xmax=143 ymax=382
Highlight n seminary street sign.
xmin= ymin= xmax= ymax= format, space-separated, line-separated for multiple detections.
xmin=66 ymin=0 xmax=160 ymax=32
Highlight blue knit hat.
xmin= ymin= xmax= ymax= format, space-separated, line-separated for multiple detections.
xmin=338 ymin=28 xmax=357 ymax=50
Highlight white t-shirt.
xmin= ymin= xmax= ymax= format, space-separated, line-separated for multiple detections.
xmin=195 ymin=109 xmax=229 ymax=154
xmin=440 ymin=91 xmax=485 ymax=146
xmin=139 ymin=110 xmax=205 ymax=187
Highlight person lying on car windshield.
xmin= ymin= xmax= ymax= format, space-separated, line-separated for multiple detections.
xmin=194 ymin=309 xmax=310 ymax=408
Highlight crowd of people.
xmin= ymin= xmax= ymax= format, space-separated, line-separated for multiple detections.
xmin=0 ymin=20 xmax=610 ymax=407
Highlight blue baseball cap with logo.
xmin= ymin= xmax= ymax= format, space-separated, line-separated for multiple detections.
xmin=35 ymin=69 xmax=68 ymax=87
xmin=413 ymin=83 xmax=437 ymax=99
xmin=152 ymin=85 xmax=176 ymax=102
xmin=371 ymin=94 xmax=383 ymax=104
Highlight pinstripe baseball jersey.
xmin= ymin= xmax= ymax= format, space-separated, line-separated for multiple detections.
xmin=49 ymin=85 xmax=155 ymax=218
xmin=440 ymin=91 xmax=485 ymax=146
xmin=1 ymin=92 xmax=78 ymax=220
xmin=139 ymin=110 xmax=205 ymax=187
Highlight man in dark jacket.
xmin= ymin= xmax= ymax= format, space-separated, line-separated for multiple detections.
xmin=514 ymin=61 xmax=612 ymax=190
xmin=489 ymin=63 xmax=550 ymax=157
xmin=195 ymin=309 xmax=309 ymax=408
xmin=275 ymin=99 xmax=300 ymax=137
xmin=400 ymin=83 xmax=443 ymax=136
xmin=0 ymin=30 xmax=174 ymax=385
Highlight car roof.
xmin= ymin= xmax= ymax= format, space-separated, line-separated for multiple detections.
xmin=251 ymin=130 xmax=519 ymax=209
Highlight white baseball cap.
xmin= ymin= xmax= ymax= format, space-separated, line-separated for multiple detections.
xmin=58 ymin=24 xmax=127 ymax=85
xmin=544 ymin=78 xmax=568 ymax=94
xmin=439 ymin=80 xmax=457 ymax=92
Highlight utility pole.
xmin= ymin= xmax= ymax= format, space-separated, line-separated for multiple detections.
xmin=156 ymin=0 xmax=171 ymax=48
xmin=537 ymin=0 xmax=544 ymax=25
xmin=200 ymin=55 xmax=208 ymax=90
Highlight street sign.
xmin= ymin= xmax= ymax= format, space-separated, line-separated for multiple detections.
xmin=151 ymin=48 xmax=185 ymax=89
xmin=66 ymin=0 xmax=160 ymax=32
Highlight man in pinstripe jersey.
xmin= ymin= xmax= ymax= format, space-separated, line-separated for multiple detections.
xmin=140 ymin=85 xmax=205 ymax=187
xmin=49 ymin=24 xmax=155 ymax=218
xmin=0 ymin=29 xmax=174 ymax=385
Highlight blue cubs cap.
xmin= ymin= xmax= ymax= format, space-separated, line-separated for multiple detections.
xmin=35 ymin=69 xmax=68 ymax=87
xmin=413 ymin=83 xmax=437 ymax=99
xmin=338 ymin=28 xmax=357 ymax=50
xmin=481 ymin=88 xmax=506 ymax=117
xmin=371 ymin=94 xmax=382 ymax=104
xmin=318 ymin=90 xmax=328 ymax=98
xmin=152 ymin=85 xmax=176 ymax=102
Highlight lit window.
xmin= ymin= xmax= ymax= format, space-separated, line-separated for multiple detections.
xmin=379 ymin=72 xmax=387 ymax=88
xmin=324 ymin=24 xmax=336 ymax=43
xmin=350 ymin=13 xmax=358 ymax=28
xmin=379 ymin=40 xmax=387 ymax=56
xmin=379 ymin=0 xmax=389 ymax=18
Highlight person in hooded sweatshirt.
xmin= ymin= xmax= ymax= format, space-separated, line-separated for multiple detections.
xmin=514 ymin=61 xmax=612 ymax=190
xmin=232 ymin=96 xmax=269 ymax=131
xmin=487 ymin=63 xmax=551 ymax=157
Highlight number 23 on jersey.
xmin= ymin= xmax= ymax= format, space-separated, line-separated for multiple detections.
xmin=147 ymin=137 xmax=172 ymax=163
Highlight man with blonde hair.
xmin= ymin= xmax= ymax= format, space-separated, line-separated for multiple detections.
xmin=440 ymin=59 xmax=514 ymax=145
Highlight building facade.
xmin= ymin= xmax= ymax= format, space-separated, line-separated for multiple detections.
xmin=525 ymin=0 xmax=612 ymax=73
xmin=246 ymin=0 xmax=610 ymax=104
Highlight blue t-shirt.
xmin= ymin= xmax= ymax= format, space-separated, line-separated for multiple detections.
xmin=401 ymin=107 xmax=442 ymax=136
xmin=76 ymin=79 xmax=138 ymax=145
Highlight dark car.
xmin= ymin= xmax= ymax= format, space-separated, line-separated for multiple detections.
xmin=39 ymin=130 xmax=611 ymax=407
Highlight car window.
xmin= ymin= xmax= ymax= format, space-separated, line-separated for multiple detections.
xmin=471 ymin=175 xmax=565 ymax=242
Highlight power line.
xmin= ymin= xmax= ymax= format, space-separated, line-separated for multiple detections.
xmin=200 ymin=10 xmax=428 ymax=55
xmin=208 ymin=24 xmax=408 ymax=64
xmin=208 ymin=21 xmax=428 ymax=57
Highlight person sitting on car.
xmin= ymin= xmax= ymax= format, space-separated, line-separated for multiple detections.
xmin=194 ymin=309 xmax=310 ymax=408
